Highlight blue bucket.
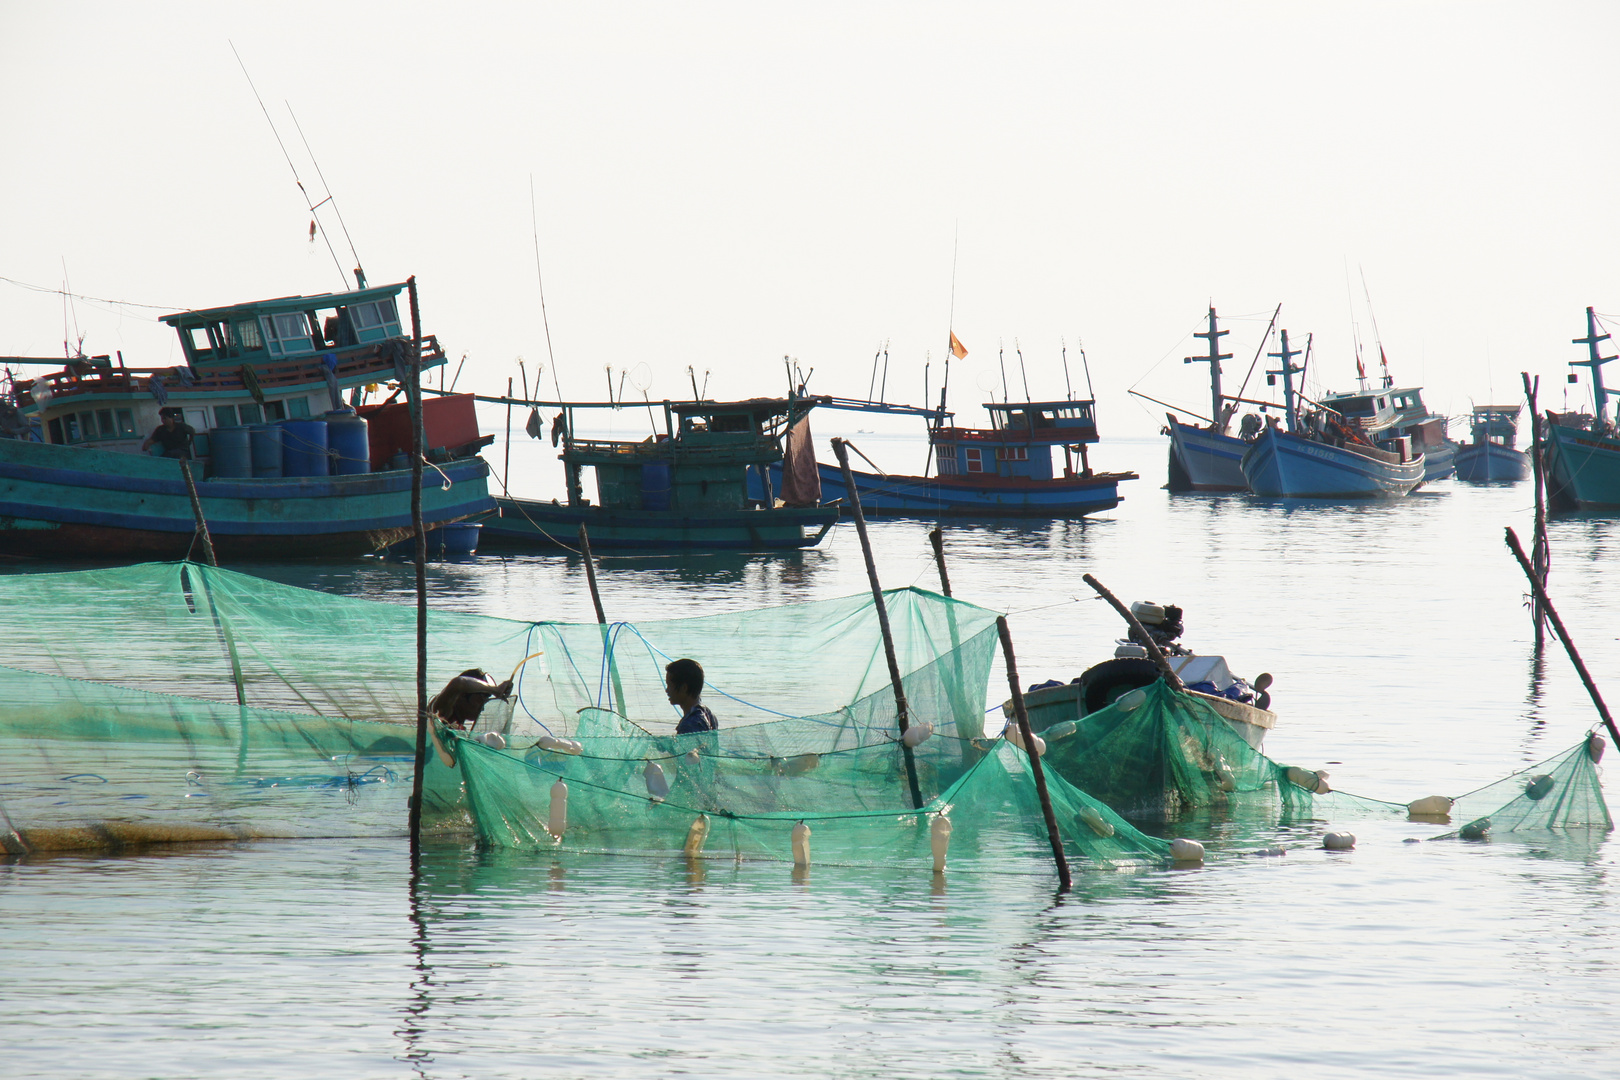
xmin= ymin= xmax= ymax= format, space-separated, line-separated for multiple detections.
xmin=641 ymin=462 xmax=672 ymax=511
xmin=249 ymin=424 xmax=284 ymax=478
xmin=441 ymin=522 xmax=481 ymax=556
xmin=280 ymin=419 xmax=330 ymax=477
xmin=324 ymin=408 xmax=371 ymax=475
xmin=210 ymin=426 xmax=253 ymax=479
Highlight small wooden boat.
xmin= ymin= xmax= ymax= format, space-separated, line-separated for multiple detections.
xmin=480 ymin=397 xmax=837 ymax=551
xmin=1454 ymin=405 xmax=1529 ymax=482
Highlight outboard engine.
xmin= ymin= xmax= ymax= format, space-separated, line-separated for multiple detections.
xmin=1127 ymin=601 xmax=1184 ymax=650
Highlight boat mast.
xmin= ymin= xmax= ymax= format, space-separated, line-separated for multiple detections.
xmin=1186 ymin=307 xmax=1231 ymax=434
xmin=1267 ymin=328 xmax=1304 ymax=433
xmin=1571 ymin=306 xmax=1615 ymax=430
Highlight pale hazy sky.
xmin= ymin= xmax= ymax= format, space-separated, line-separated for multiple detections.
xmin=4 ymin=2 xmax=1616 ymax=440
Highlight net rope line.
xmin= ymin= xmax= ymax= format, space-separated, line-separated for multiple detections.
xmin=1325 ymin=731 xmax=1609 ymax=813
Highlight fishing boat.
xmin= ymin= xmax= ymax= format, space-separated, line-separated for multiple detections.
xmin=0 ymin=277 xmax=493 ymax=558
xmin=1320 ymin=384 xmax=1457 ymax=481
xmin=758 ymin=395 xmax=1136 ymax=517
xmin=1239 ymin=330 xmax=1425 ymax=498
xmin=1454 ymin=405 xmax=1529 ymax=482
xmin=481 ymin=396 xmax=837 ymax=551
xmin=1542 ymin=307 xmax=1620 ymax=510
xmin=1159 ymin=307 xmax=1275 ymax=493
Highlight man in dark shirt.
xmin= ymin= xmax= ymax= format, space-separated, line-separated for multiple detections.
xmin=665 ymin=658 xmax=718 ymax=734
xmin=141 ymin=409 xmax=195 ymax=459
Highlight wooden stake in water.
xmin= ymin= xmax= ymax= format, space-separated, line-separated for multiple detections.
xmin=832 ymin=438 xmax=923 ymax=810
xmin=929 ymin=526 xmax=952 ymax=598
xmin=997 ymin=616 xmax=1072 ymax=892
xmin=1522 ymin=372 xmax=1549 ymax=648
xmin=178 ymin=459 xmax=217 ymax=567
xmin=1082 ymin=573 xmax=1184 ymax=691
xmin=407 ymin=276 xmax=430 ymax=857
xmin=503 ymin=375 xmax=514 ymax=493
xmin=1505 ymin=527 xmax=1620 ymax=747
xmin=578 ymin=523 xmax=606 ymax=624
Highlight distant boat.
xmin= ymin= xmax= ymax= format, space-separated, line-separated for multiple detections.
xmin=1543 ymin=306 xmax=1620 ymax=509
xmin=1160 ymin=306 xmax=1280 ymax=493
xmin=1454 ymin=405 xmax=1528 ymax=482
xmin=758 ymin=396 xmax=1137 ymax=517
xmin=481 ymin=397 xmax=837 ymax=551
xmin=1239 ymin=329 xmax=1425 ymax=498
xmin=0 ymin=277 xmax=493 ymax=558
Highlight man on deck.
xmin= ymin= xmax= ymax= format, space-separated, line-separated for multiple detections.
xmin=141 ymin=408 xmax=195 ymax=459
xmin=665 ymin=658 xmax=718 ymax=735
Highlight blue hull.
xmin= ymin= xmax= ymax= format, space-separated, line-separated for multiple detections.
xmin=756 ymin=461 xmax=1131 ymax=517
xmin=1241 ymin=427 xmax=1424 ymax=498
xmin=1543 ymin=423 xmax=1620 ymax=509
xmin=0 ymin=437 xmax=492 ymax=558
xmin=1454 ymin=442 xmax=1528 ymax=483
xmin=1166 ymin=420 xmax=1248 ymax=492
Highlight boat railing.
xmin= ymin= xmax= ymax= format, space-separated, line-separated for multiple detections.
xmin=931 ymin=424 xmax=1098 ymax=446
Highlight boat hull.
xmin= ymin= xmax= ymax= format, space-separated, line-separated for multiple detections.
xmin=1543 ymin=422 xmax=1620 ymax=509
xmin=480 ymin=498 xmax=837 ymax=551
xmin=1241 ymin=426 xmax=1424 ymax=498
xmin=760 ymin=461 xmax=1133 ymax=517
xmin=1453 ymin=442 xmax=1528 ymax=483
xmin=1418 ymin=441 xmax=1458 ymax=481
xmin=1165 ymin=419 xmax=1248 ymax=492
xmin=0 ymin=437 xmax=491 ymax=558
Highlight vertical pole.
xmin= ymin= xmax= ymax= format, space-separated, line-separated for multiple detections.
xmin=407 ymin=277 xmax=429 ymax=858
xmin=928 ymin=526 xmax=952 ymax=597
xmin=997 ymin=616 xmax=1072 ymax=892
xmin=1523 ymin=372 xmax=1549 ymax=649
xmin=578 ymin=523 xmax=607 ymax=624
xmin=503 ymin=376 xmax=513 ymax=493
xmin=832 ymin=438 xmax=923 ymax=810
xmin=179 ymin=459 xmax=218 ymax=567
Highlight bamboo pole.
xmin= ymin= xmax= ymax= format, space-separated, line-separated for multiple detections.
xmin=1505 ymin=527 xmax=1620 ymax=747
xmin=178 ymin=459 xmax=218 ymax=567
xmin=578 ymin=523 xmax=607 ymax=624
xmin=503 ymin=375 xmax=514 ymax=493
xmin=1081 ymin=573 xmax=1184 ymax=690
xmin=928 ymin=526 xmax=952 ymax=597
xmin=832 ymin=437 xmax=923 ymax=809
xmin=407 ymin=277 xmax=430 ymax=857
xmin=1522 ymin=372 xmax=1548 ymax=648
xmin=997 ymin=616 xmax=1072 ymax=891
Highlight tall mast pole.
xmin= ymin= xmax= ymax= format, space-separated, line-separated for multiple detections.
xmin=1267 ymin=329 xmax=1304 ymax=434
xmin=1186 ymin=306 xmax=1231 ymax=434
xmin=1572 ymin=306 xmax=1615 ymax=430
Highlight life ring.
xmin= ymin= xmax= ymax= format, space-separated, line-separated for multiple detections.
xmin=1077 ymin=658 xmax=1162 ymax=715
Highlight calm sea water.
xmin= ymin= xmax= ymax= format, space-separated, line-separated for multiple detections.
xmin=4 ymin=435 xmax=1619 ymax=1078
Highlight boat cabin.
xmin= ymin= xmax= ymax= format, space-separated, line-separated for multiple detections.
xmin=560 ymin=397 xmax=813 ymax=511
xmin=931 ymin=400 xmax=1099 ymax=480
xmin=21 ymin=281 xmax=444 ymax=457
xmin=1469 ymin=405 xmax=1521 ymax=448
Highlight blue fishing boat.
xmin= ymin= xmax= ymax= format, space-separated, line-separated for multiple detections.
xmin=1320 ymin=384 xmax=1457 ymax=481
xmin=0 ymin=277 xmax=493 ymax=558
xmin=1159 ymin=307 xmax=1275 ymax=493
xmin=1454 ymin=405 xmax=1528 ymax=482
xmin=1239 ymin=329 xmax=1425 ymax=498
xmin=1543 ymin=306 xmax=1620 ymax=509
xmin=759 ymin=396 xmax=1136 ymax=517
xmin=481 ymin=396 xmax=837 ymax=551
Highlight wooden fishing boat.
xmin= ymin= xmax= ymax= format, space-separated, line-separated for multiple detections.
xmin=1542 ymin=307 xmax=1620 ymax=509
xmin=1238 ymin=329 xmax=1425 ymax=498
xmin=1454 ymin=405 xmax=1528 ymax=482
xmin=0 ymin=277 xmax=493 ymax=558
xmin=1321 ymin=384 xmax=1457 ymax=481
xmin=480 ymin=396 xmax=837 ymax=551
xmin=1161 ymin=307 xmax=1258 ymax=493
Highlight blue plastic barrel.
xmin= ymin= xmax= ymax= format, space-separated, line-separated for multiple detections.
xmin=249 ymin=424 xmax=284 ymax=478
xmin=324 ymin=408 xmax=371 ymax=475
xmin=641 ymin=462 xmax=672 ymax=510
xmin=441 ymin=522 xmax=481 ymax=556
xmin=280 ymin=419 xmax=330 ymax=477
xmin=210 ymin=426 xmax=253 ymax=479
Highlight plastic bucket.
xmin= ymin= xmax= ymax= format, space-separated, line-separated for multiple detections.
xmin=280 ymin=419 xmax=330 ymax=477
xmin=249 ymin=424 xmax=284 ymax=478
xmin=324 ymin=408 xmax=371 ymax=475
xmin=210 ymin=426 xmax=253 ymax=479
xmin=441 ymin=522 xmax=481 ymax=556
xmin=641 ymin=462 xmax=672 ymax=511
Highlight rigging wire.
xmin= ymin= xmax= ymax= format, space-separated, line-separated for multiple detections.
xmin=530 ymin=175 xmax=565 ymax=401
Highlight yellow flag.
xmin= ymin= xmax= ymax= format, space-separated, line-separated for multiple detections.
xmin=949 ymin=332 xmax=968 ymax=360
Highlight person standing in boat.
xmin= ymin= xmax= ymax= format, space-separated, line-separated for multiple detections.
xmin=665 ymin=658 xmax=718 ymax=734
xmin=141 ymin=408 xmax=195 ymax=460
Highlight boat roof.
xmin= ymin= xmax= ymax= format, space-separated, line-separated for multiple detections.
xmin=159 ymin=282 xmax=409 ymax=327
xmin=983 ymin=399 xmax=1095 ymax=412
xmin=1473 ymin=404 xmax=1522 ymax=414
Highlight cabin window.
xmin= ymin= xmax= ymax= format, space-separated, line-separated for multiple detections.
xmin=63 ymin=414 xmax=82 ymax=442
xmin=287 ymin=397 xmax=310 ymax=418
xmin=964 ymin=446 xmax=983 ymax=473
xmin=214 ymin=405 xmax=239 ymax=428
xmin=238 ymin=403 xmax=263 ymax=425
xmin=187 ymin=327 xmax=215 ymax=358
xmin=48 ymin=418 xmax=64 ymax=444
xmin=266 ymin=312 xmax=316 ymax=357
xmin=231 ymin=319 xmax=263 ymax=352
xmin=265 ymin=400 xmax=287 ymax=421
xmin=95 ymin=409 xmax=115 ymax=438
xmin=349 ymin=298 xmax=402 ymax=342
xmin=995 ymin=447 xmax=1028 ymax=461
xmin=116 ymin=409 xmax=136 ymax=436
xmin=938 ymin=453 xmax=958 ymax=475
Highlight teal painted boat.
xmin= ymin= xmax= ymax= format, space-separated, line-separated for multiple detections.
xmin=1543 ymin=307 xmax=1620 ymax=510
xmin=1 ymin=276 xmax=493 ymax=558
xmin=478 ymin=396 xmax=837 ymax=551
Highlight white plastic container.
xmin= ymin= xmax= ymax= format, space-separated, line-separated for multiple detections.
xmin=644 ymin=760 xmax=670 ymax=803
xmin=1078 ymin=805 xmax=1115 ymax=838
xmin=930 ymin=815 xmax=952 ymax=873
xmin=1130 ymin=601 xmax=1166 ymax=625
xmin=684 ymin=814 xmax=710 ymax=857
xmin=902 ymin=721 xmax=935 ymax=748
xmin=1169 ymin=838 xmax=1204 ymax=863
xmin=1322 ymin=831 xmax=1356 ymax=850
xmin=791 ymin=821 xmax=812 ymax=866
xmin=548 ymin=779 xmax=568 ymax=838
